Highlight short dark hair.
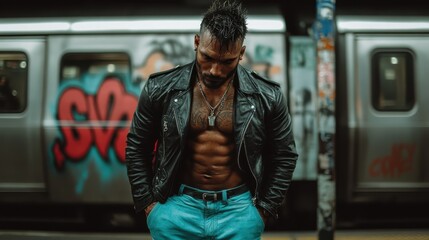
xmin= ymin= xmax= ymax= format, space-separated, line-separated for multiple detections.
xmin=200 ymin=0 xmax=248 ymax=50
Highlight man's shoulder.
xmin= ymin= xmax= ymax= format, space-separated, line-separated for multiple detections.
xmin=238 ymin=65 xmax=280 ymax=89
xmin=148 ymin=65 xmax=183 ymax=79
xmin=249 ymin=70 xmax=281 ymax=92
xmin=145 ymin=62 xmax=193 ymax=93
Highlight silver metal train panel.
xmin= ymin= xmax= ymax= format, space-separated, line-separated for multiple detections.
xmin=337 ymin=16 xmax=429 ymax=204
xmin=0 ymin=38 xmax=47 ymax=200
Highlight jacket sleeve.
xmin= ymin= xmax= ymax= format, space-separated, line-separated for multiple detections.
xmin=257 ymin=89 xmax=298 ymax=219
xmin=125 ymin=81 xmax=160 ymax=213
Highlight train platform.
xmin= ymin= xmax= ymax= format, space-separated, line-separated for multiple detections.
xmin=1 ymin=229 xmax=429 ymax=240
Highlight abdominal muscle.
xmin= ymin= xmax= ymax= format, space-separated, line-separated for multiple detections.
xmin=182 ymin=130 xmax=243 ymax=190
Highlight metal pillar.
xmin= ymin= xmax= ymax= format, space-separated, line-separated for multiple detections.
xmin=315 ymin=0 xmax=336 ymax=239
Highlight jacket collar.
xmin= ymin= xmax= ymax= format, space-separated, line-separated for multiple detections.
xmin=172 ymin=61 xmax=260 ymax=94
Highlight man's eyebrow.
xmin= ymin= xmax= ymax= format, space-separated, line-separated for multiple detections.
xmin=202 ymin=52 xmax=238 ymax=62
xmin=202 ymin=52 xmax=214 ymax=59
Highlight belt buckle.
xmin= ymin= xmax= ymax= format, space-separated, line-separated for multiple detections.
xmin=202 ymin=192 xmax=217 ymax=201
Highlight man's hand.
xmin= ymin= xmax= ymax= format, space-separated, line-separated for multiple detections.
xmin=144 ymin=202 xmax=157 ymax=217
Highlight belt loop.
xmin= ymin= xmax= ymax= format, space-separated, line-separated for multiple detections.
xmin=221 ymin=190 xmax=228 ymax=205
xmin=222 ymin=190 xmax=228 ymax=201
xmin=178 ymin=184 xmax=186 ymax=195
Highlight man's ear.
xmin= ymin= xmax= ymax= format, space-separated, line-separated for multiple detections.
xmin=194 ymin=34 xmax=200 ymax=51
xmin=240 ymin=45 xmax=246 ymax=60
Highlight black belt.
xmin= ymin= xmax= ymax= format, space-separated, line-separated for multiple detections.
xmin=180 ymin=184 xmax=249 ymax=201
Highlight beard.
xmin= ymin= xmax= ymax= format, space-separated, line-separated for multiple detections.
xmin=196 ymin=59 xmax=237 ymax=89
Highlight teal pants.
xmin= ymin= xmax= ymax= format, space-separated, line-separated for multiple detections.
xmin=147 ymin=184 xmax=265 ymax=240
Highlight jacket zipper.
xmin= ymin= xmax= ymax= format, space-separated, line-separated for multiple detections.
xmin=158 ymin=89 xmax=174 ymax=201
xmin=237 ymin=105 xmax=258 ymax=202
xmin=166 ymin=91 xmax=187 ymax=198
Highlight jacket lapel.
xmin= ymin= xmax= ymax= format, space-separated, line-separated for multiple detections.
xmin=170 ymin=62 xmax=194 ymax=147
xmin=234 ymin=65 xmax=259 ymax=156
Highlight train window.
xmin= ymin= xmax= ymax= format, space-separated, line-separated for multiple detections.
xmin=371 ymin=50 xmax=414 ymax=111
xmin=60 ymin=53 xmax=130 ymax=82
xmin=0 ymin=53 xmax=27 ymax=113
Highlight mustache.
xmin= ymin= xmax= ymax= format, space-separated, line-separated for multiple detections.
xmin=202 ymin=73 xmax=227 ymax=81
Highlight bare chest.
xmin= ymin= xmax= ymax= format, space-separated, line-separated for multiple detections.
xmin=190 ymin=86 xmax=234 ymax=134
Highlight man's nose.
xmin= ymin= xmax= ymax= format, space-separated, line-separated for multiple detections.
xmin=209 ymin=63 xmax=222 ymax=76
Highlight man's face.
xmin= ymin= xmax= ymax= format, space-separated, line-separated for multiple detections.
xmin=194 ymin=30 xmax=245 ymax=89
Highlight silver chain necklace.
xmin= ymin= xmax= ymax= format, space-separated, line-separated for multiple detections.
xmin=196 ymin=78 xmax=232 ymax=127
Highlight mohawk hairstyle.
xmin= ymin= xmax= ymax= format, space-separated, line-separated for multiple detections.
xmin=200 ymin=0 xmax=248 ymax=51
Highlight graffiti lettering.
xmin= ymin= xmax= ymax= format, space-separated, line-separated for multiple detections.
xmin=369 ymin=143 xmax=416 ymax=178
xmin=53 ymin=77 xmax=137 ymax=169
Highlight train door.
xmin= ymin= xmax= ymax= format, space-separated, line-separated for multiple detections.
xmin=339 ymin=28 xmax=429 ymax=203
xmin=0 ymin=38 xmax=47 ymax=200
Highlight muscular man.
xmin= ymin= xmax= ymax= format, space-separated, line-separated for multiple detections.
xmin=126 ymin=1 xmax=298 ymax=239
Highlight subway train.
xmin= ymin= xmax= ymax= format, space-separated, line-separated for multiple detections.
xmin=335 ymin=15 xmax=429 ymax=228
xmin=0 ymin=11 xmax=428 ymax=231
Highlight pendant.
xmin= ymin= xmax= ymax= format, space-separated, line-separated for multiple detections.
xmin=208 ymin=111 xmax=216 ymax=127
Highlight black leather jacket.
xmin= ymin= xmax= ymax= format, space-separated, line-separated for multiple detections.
xmin=126 ymin=61 xmax=297 ymax=219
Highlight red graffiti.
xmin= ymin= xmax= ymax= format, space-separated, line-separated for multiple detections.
xmin=368 ymin=143 xmax=416 ymax=178
xmin=53 ymin=77 xmax=137 ymax=169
